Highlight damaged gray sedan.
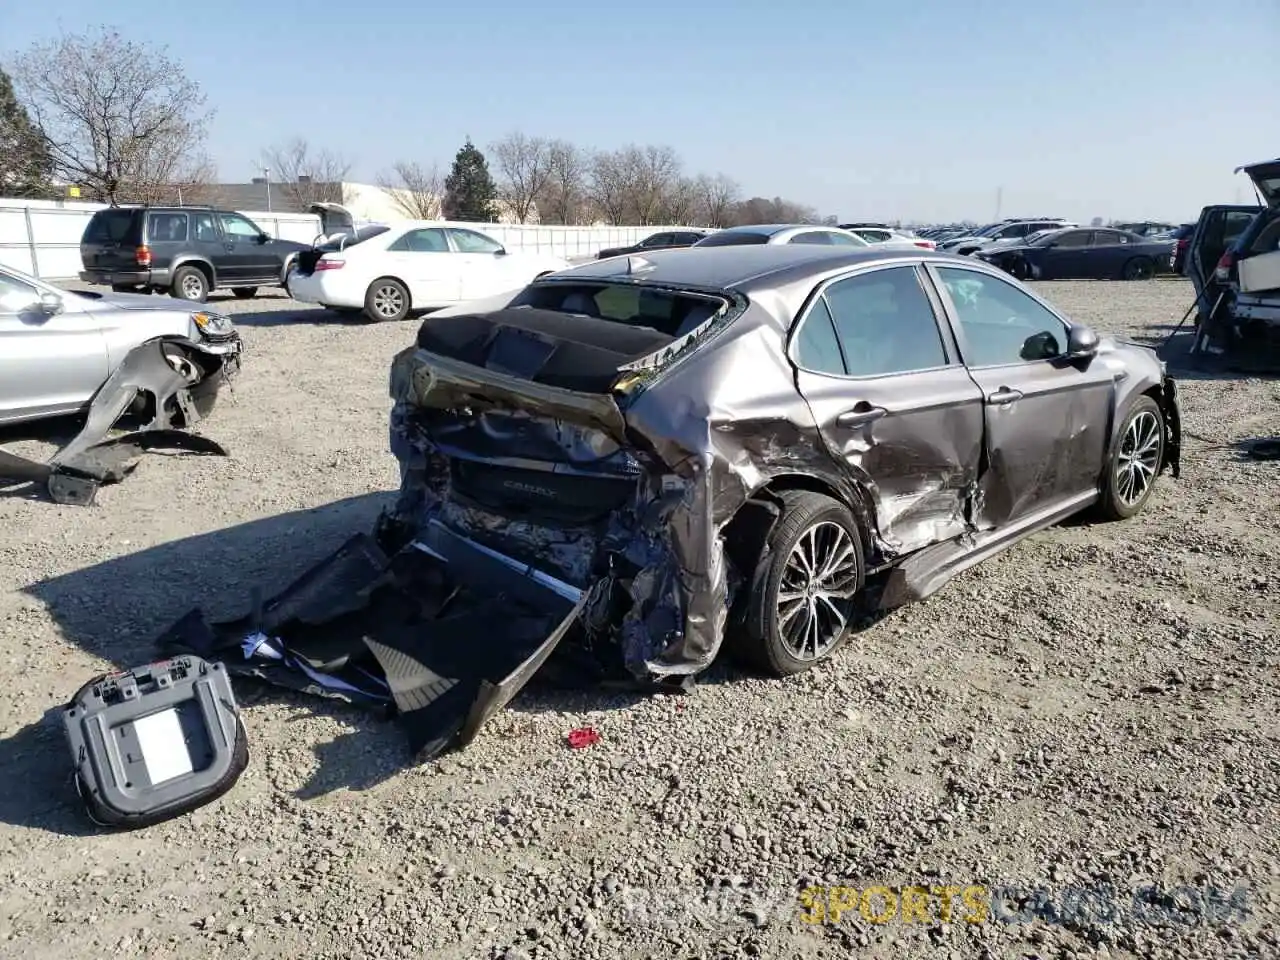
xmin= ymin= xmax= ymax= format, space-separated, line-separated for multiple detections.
xmin=161 ymin=245 xmax=1182 ymax=761
xmin=0 ymin=264 xmax=242 ymax=504
xmin=385 ymin=245 xmax=1181 ymax=680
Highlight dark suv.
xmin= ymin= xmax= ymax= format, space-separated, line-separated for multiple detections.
xmin=79 ymin=205 xmax=311 ymax=302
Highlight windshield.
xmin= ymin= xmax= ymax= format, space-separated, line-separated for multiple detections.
xmin=1028 ymin=230 xmax=1067 ymax=247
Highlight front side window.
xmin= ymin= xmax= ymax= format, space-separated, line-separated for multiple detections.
xmin=935 ymin=267 xmax=1069 ymax=366
xmin=1053 ymin=231 xmax=1090 ymax=248
xmin=389 ymin=228 xmax=450 ymax=252
xmin=640 ymin=233 xmax=672 ymax=247
xmin=219 ymin=213 xmax=262 ymax=239
xmin=817 ymin=266 xmax=948 ymax=377
xmin=448 ymin=228 xmax=504 ymax=254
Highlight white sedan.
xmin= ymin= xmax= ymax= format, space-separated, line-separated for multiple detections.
xmin=845 ymin=227 xmax=937 ymax=251
xmin=286 ymin=222 xmax=570 ymax=321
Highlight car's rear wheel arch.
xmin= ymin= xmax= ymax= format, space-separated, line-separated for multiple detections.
xmin=721 ymin=473 xmax=877 ymax=577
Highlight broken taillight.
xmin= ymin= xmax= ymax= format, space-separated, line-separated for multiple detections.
xmin=1213 ymin=251 xmax=1235 ymax=281
xmin=135 ymin=245 xmax=152 ymax=266
xmin=314 ymin=258 xmax=345 ymax=271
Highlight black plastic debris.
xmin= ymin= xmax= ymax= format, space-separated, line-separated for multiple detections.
xmin=157 ymin=526 xmax=586 ymax=761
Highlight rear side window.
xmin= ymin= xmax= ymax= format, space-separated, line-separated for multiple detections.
xmin=789 ymin=231 xmax=833 ymax=245
xmin=148 ymin=212 xmax=189 ymax=242
xmin=792 ymin=297 xmax=845 ymax=375
xmin=821 ymin=267 xmax=948 ymax=377
xmin=389 ymin=228 xmax=449 ymax=252
xmin=83 ymin=210 xmax=139 ymax=243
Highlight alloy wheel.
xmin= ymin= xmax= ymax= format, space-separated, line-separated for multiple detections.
xmin=182 ymin=273 xmax=205 ymax=299
xmin=372 ymin=284 xmax=404 ymax=319
xmin=776 ymin=520 xmax=860 ymax=661
xmin=1115 ymin=410 xmax=1161 ymax=506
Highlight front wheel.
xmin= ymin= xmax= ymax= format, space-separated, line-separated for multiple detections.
xmin=733 ymin=490 xmax=865 ymax=676
xmin=1007 ymin=257 xmax=1030 ymax=280
xmin=1097 ymin=395 xmax=1165 ymax=521
xmin=364 ymin=277 xmax=410 ymax=322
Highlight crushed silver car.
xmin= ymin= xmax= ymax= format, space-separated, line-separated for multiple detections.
xmin=159 ymin=245 xmax=1181 ymax=759
xmin=0 ymin=264 xmax=242 ymax=504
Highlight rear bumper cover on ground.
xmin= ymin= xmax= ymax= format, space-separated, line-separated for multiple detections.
xmin=157 ymin=522 xmax=587 ymax=760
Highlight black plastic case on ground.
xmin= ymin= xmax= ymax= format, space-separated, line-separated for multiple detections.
xmin=61 ymin=656 xmax=248 ymax=828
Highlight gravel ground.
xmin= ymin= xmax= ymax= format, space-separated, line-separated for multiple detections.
xmin=0 ymin=278 xmax=1277 ymax=960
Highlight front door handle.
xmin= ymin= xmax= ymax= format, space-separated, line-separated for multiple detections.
xmin=987 ymin=386 xmax=1023 ymax=404
xmin=836 ymin=403 xmax=887 ymax=427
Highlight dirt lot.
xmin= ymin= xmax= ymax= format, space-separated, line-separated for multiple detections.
xmin=0 ymin=279 xmax=1276 ymax=960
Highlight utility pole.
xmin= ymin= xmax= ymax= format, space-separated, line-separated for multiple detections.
xmin=263 ymin=167 xmax=272 ymax=212
xmin=994 ymin=186 xmax=1003 ymax=221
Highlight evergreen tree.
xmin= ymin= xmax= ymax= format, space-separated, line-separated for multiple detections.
xmin=442 ymin=138 xmax=498 ymax=222
xmin=0 ymin=67 xmax=54 ymax=198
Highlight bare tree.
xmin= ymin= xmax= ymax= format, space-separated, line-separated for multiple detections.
xmin=260 ymin=137 xmax=352 ymax=208
xmin=376 ymin=161 xmax=443 ymax=218
xmin=539 ymin=139 xmax=589 ymax=224
xmin=588 ymin=149 xmax=630 ymax=225
xmin=615 ymin=144 xmax=682 ymax=225
xmin=731 ymin=195 xmax=817 ymax=226
xmin=12 ymin=27 xmax=214 ymax=204
xmin=489 ymin=131 xmax=552 ymax=224
xmin=660 ymin=175 xmax=701 ymax=225
xmin=694 ymin=173 xmax=740 ymax=227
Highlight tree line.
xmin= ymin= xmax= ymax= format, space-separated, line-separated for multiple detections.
xmin=379 ymin=133 xmax=823 ymax=227
xmin=0 ymin=26 xmax=823 ymax=227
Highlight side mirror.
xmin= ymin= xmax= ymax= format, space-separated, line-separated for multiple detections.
xmin=38 ymin=292 xmax=63 ymax=316
xmin=493 ymin=247 xmax=507 ymax=256
xmin=257 ymin=233 xmax=271 ymax=244
xmin=1067 ymin=324 xmax=1100 ymax=358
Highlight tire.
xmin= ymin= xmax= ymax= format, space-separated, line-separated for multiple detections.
xmin=1122 ymin=257 xmax=1154 ymax=281
xmin=734 ymin=490 xmax=865 ymax=676
xmin=364 ymin=277 xmax=410 ymax=322
xmin=1097 ymin=395 xmax=1164 ymax=521
xmin=171 ymin=265 xmax=209 ymax=302
xmin=111 ymin=283 xmax=144 ymax=293
xmin=1007 ymin=257 xmax=1030 ymax=280
xmin=231 ymin=287 xmax=258 ymax=299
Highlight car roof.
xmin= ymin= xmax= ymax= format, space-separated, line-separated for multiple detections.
xmin=547 ymin=244 xmax=961 ymax=293
xmin=711 ymin=223 xmax=824 ymax=236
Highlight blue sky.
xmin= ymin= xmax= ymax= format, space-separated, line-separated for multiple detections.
xmin=4 ymin=0 xmax=1277 ymax=222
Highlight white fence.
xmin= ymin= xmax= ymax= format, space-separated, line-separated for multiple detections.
xmin=0 ymin=197 xmax=690 ymax=280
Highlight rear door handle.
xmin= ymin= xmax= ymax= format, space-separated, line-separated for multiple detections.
xmin=836 ymin=404 xmax=887 ymax=427
xmin=987 ymin=387 xmax=1023 ymax=404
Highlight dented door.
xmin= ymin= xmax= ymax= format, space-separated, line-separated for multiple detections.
xmin=791 ymin=264 xmax=985 ymax=554
xmin=930 ymin=264 xmax=1114 ymax=528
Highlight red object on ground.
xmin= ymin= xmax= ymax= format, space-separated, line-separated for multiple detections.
xmin=567 ymin=727 xmax=601 ymax=749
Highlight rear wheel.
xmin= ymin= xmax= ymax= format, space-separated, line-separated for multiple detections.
xmin=1098 ymin=396 xmax=1164 ymax=520
xmin=231 ymin=286 xmax=258 ymax=299
xmin=734 ymin=490 xmax=865 ymax=676
xmin=171 ymin=265 xmax=209 ymax=302
xmin=1122 ymin=257 xmax=1154 ymax=281
xmin=364 ymin=277 xmax=410 ymax=322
